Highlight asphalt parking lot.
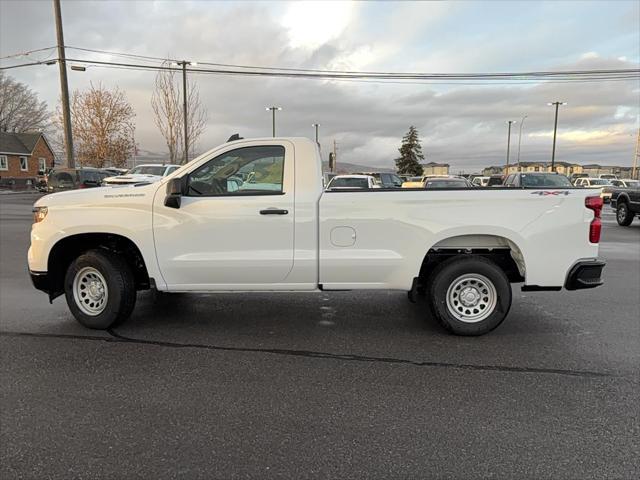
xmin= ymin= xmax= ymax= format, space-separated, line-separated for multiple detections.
xmin=1 ymin=192 xmax=639 ymax=479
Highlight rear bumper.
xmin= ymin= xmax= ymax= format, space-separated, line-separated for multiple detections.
xmin=564 ymin=259 xmax=605 ymax=290
xmin=30 ymin=270 xmax=50 ymax=294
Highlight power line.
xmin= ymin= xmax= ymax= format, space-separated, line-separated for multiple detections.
xmin=0 ymin=46 xmax=56 ymax=61
xmin=1 ymin=50 xmax=639 ymax=84
xmin=63 ymin=45 xmax=640 ymax=79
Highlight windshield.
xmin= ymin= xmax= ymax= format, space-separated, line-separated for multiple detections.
xmin=128 ymin=165 xmax=166 ymax=176
xmin=521 ymin=174 xmax=572 ymax=187
xmin=328 ymin=177 xmax=369 ymax=189
xmin=425 ymin=179 xmax=469 ymax=189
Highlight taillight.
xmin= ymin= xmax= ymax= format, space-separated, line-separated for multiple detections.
xmin=585 ymin=196 xmax=603 ymax=243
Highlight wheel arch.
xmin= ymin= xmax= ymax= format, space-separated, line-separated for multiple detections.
xmin=47 ymin=232 xmax=151 ymax=301
xmin=417 ymin=233 xmax=526 ymax=287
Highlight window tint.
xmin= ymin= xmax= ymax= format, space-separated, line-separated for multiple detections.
xmin=52 ymin=171 xmax=75 ymax=188
xmin=521 ymin=174 xmax=572 ymax=187
xmin=187 ymin=145 xmax=285 ymax=196
xmin=425 ymin=179 xmax=470 ymax=189
xmin=328 ymin=177 xmax=370 ymax=189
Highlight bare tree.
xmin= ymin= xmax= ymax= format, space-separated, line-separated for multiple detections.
xmin=151 ymin=64 xmax=207 ymax=164
xmin=57 ymin=82 xmax=136 ymax=168
xmin=0 ymin=72 xmax=50 ymax=132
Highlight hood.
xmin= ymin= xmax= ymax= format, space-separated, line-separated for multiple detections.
xmin=34 ymin=183 xmax=159 ymax=208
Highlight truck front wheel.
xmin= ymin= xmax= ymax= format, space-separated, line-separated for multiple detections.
xmin=428 ymin=256 xmax=512 ymax=336
xmin=64 ymin=249 xmax=136 ymax=329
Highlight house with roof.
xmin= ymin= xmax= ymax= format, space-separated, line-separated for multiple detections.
xmin=0 ymin=131 xmax=55 ymax=189
xmin=421 ymin=161 xmax=449 ymax=175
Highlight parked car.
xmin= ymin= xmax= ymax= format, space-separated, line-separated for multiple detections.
xmin=569 ymin=172 xmax=589 ymax=183
xmin=574 ymin=177 xmax=613 ymax=202
xmin=472 ymin=176 xmax=490 ymax=187
xmin=609 ymin=179 xmax=639 ymax=188
xmin=102 ymin=163 xmax=181 ymax=185
xmin=46 ymin=168 xmax=110 ymax=193
xmin=326 ymin=174 xmax=379 ymax=190
xmin=424 ymin=177 xmax=473 ymax=189
xmin=486 ymin=174 xmax=504 ymax=186
xmin=599 ymin=174 xmax=618 ymax=180
xmin=401 ymin=175 xmax=455 ymax=188
xmin=503 ymin=172 xmax=573 ymax=188
xmin=610 ymin=183 xmax=640 ymax=226
xmin=28 ymin=137 xmax=605 ymax=336
xmin=354 ymin=172 xmax=404 ymax=188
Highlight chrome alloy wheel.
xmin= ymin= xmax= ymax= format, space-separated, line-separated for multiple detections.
xmin=73 ymin=266 xmax=109 ymax=316
xmin=445 ymin=273 xmax=497 ymax=323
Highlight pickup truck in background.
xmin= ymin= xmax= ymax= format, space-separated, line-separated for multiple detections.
xmin=611 ymin=183 xmax=640 ymax=226
xmin=28 ymin=137 xmax=605 ymax=336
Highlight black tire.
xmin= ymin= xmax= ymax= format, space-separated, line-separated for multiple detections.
xmin=64 ymin=249 xmax=136 ymax=329
xmin=428 ymin=256 xmax=512 ymax=336
xmin=616 ymin=201 xmax=634 ymax=226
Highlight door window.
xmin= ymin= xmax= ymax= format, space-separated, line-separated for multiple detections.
xmin=187 ymin=146 xmax=285 ymax=196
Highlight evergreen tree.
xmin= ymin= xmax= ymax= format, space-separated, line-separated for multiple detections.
xmin=395 ymin=126 xmax=424 ymax=176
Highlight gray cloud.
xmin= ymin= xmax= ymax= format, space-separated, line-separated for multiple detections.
xmin=1 ymin=0 xmax=638 ymax=173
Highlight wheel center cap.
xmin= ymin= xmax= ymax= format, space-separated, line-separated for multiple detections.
xmin=88 ymin=282 xmax=102 ymax=299
xmin=460 ymin=287 xmax=480 ymax=306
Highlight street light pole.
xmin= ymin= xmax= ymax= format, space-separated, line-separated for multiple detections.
xmin=53 ymin=0 xmax=74 ymax=168
xmin=516 ymin=115 xmax=528 ymax=171
xmin=506 ymin=120 xmax=516 ymax=175
xmin=548 ymin=101 xmax=566 ymax=172
xmin=266 ymin=107 xmax=282 ymax=137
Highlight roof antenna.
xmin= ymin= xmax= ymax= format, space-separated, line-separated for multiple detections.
xmin=227 ymin=133 xmax=243 ymax=142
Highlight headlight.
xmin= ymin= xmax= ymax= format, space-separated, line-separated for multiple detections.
xmin=32 ymin=206 xmax=48 ymax=223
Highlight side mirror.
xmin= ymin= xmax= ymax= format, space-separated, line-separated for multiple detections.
xmin=165 ymin=177 xmax=183 ymax=209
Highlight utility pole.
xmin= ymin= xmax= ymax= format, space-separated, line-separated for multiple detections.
xmin=266 ymin=106 xmax=282 ymax=137
xmin=506 ymin=120 xmax=516 ymax=175
xmin=53 ymin=0 xmax=74 ymax=168
xmin=548 ymin=101 xmax=566 ymax=172
xmin=632 ymin=129 xmax=639 ymax=179
xmin=171 ymin=60 xmax=196 ymax=164
xmin=516 ymin=115 xmax=528 ymax=171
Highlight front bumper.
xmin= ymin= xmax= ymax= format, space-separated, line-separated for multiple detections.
xmin=564 ymin=259 xmax=605 ymax=290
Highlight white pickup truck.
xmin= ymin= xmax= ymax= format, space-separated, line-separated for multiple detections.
xmin=28 ymin=137 xmax=605 ymax=335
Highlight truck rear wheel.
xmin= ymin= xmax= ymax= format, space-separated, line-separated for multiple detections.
xmin=64 ymin=249 xmax=136 ymax=329
xmin=616 ymin=201 xmax=634 ymax=226
xmin=428 ymin=256 xmax=511 ymax=336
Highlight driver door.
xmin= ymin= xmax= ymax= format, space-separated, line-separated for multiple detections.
xmin=153 ymin=142 xmax=295 ymax=289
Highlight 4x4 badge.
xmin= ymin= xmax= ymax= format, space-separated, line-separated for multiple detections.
xmin=530 ymin=191 xmax=571 ymax=196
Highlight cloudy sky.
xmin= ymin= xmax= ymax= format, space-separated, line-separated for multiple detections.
xmin=1 ymin=0 xmax=639 ymax=172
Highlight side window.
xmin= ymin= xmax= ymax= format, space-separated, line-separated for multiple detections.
xmin=38 ymin=157 xmax=47 ymax=173
xmin=0 ymin=155 xmax=8 ymax=171
xmin=187 ymin=145 xmax=285 ymax=196
xmin=19 ymin=156 xmax=28 ymax=171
